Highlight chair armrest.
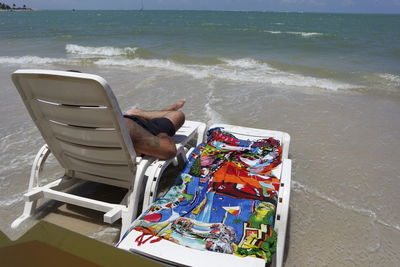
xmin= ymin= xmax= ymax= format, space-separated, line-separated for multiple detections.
xmin=141 ymin=146 xmax=188 ymax=210
xmin=29 ymin=144 xmax=52 ymax=189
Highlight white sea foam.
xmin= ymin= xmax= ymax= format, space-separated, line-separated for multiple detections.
xmin=222 ymin=58 xmax=273 ymax=69
xmin=205 ymin=103 xmax=225 ymax=125
xmin=379 ymin=73 xmax=400 ymax=85
xmin=0 ymin=53 xmax=357 ymax=91
xmin=266 ymin=30 xmax=323 ymax=37
xmin=0 ymin=194 xmax=23 ymax=207
xmin=287 ymin=31 xmax=323 ymax=37
xmin=0 ymin=127 xmax=42 ymax=187
xmin=293 ymin=180 xmax=400 ymax=232
xmin=89 ymin=227 xmax=120 ymax=239
xmin=95 ymin=57 xmax=358 ymax=91
xmin=66 ymin=44 xmax=138 ymax=57
xmin=95 ymin=58 xmax=210 ymax=79
xmin=0 ymin=56 xmax=74 ymax=65
xmin=205 ymin=90 xmax=226 ymax=125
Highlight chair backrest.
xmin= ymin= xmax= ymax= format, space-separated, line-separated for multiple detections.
xmin=12 ymin=69 xmax=137 ymax=189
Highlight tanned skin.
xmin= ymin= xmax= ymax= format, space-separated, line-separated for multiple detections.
xmin=123 ymin=99 xmax=186 ymax=160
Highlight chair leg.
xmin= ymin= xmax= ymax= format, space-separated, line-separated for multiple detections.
xmin=11 ymin=144 xmax=51 ymax=229
xmin=120 ymin=158 xmax=154 ymax=239
xmin=120 ymin=190 xmax=135 ymax=238
xmin=11 ymin=201 xmax=38 ymax=229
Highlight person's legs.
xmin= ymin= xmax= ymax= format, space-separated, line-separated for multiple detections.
xmin=164 ymin=99 xmax=186 ymax=111
xmin=123 ymin=118 xmax=177 ymax=160
xmin=125 ymin=99 xmax=186 ymax=131
xmin=159 ymin=110 xmax=185 ymax=131
xmin=125 ymin=99 xmax=185 ymax=119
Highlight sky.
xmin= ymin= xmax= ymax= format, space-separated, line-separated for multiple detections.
xmin=5 ymin=0 xmax=400 ymax=14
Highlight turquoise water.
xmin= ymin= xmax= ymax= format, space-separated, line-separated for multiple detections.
xmin=1 ymin=10 xmax=400 ymax=94
xmin=1 ymin=10 xmax=400 ymax=266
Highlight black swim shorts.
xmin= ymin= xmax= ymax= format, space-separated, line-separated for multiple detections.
xmin=123 ymin=115 xmax=176 ymax=137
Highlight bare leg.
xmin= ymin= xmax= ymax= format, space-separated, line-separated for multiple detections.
xmin=125 ymin=99 xmax=186 ymax=118
xmin=127 ymin=110 xmax=184 ymax=131
xmin=125 ymin=99 xmax=186 ymax=130
xmin=164 ymin=99 xmax=186 ymax=111
xmin=162 ymin=110 xmax=185 ymax=130
xmin=124 ymin=118 xmax=177 ymax=160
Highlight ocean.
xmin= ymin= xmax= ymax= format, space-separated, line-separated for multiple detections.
xmin=1 ymin=10 xmax=399 ymax=266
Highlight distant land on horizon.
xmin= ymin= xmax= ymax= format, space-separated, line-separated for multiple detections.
xmin=0 ymin=2 xmax=32 ymax=10
xmin=1 ymin=5 xmax=399 ymax=14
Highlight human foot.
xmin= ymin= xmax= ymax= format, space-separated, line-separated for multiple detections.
xmin=125 ymin=105 xmax=142 ymax=116
xmin=165 ymin=99 xmax=186 ymax=111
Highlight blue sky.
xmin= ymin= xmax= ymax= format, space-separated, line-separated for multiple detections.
xmin=6 ymin=0 xmax=400 ymax=13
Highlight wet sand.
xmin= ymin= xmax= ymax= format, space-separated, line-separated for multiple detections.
xmin=1 ymin=64 xmax=400 ymax=266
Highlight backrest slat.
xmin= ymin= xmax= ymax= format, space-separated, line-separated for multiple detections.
xmin=57 ymin=139 xmax=127 ymax=164
xmin=48 ymin=121 xmax=121 ymax=147
xmin=22 ymin=75 xmax=110 ymax=106
xmin=34 ymin=100 xmax=115 ymax=128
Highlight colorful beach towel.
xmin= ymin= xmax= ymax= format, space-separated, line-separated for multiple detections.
xmin=124 ymin=128 xmax=282 ymax=263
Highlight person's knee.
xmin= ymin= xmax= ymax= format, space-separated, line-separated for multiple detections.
xmin=175 ymin=111 xmax=185 ymax=130
xmin=166 ymin=110 xmax=185 ymax=130
xmin=175 ymin=110 xmax=185 ymax=122
xmin=160 ymin=145 xmax=177 ymax=160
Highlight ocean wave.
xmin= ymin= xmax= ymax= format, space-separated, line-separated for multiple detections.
xmin=0 ymin=52 xmax=358 ymax=91
xmin=95 ymin=57 xmax=358 ymax=91
xmin=358 ymin=73 xmax=400 ymax=96
xmin=288 ymin=31 xmax=323 ymax=37
xmin=222 ymin=58 xmax=274 ymax=70
xmin=265 ymin=30 xmax=323 ymax=37
xmin=0 ymin=56 xmax=76 ymax=65
xmin=379 ymin=73 xmax=400 ymax=85
xmin=95 ymin=58 xmax=210 ymax=79
xmin=66 ymin=44 xmax=138 ymax=57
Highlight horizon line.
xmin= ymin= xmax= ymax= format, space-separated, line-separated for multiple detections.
xmin=16 ymin=9 xmax=400 ymax=15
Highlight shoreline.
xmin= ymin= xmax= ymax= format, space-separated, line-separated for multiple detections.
xmin=1 ymin=63 xmax=400 ymax=265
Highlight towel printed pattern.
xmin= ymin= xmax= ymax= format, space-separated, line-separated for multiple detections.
xmin=126 ymin=128 xmax=282 ymax=262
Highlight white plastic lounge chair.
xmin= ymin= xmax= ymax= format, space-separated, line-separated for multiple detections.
xmin=117 ymin=124 xmax=291 ymax=267
xmin=10 ymin=69 xmax=206 ymax=238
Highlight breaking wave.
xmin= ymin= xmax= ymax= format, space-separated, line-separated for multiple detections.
xmin=0 ymin=56 xmax=76 ymax=65
xmin=0 ymin=45 xmax=359 ymax=92
xmin=94 ymin=57 xmax=358 ymax=91
xmin=265 ymin=31 xmax=323 ymax=37
xmin=379 ymin=73 xmax=400 ymax=85
xmin=66 ymin=44 xmax=138 ymax=57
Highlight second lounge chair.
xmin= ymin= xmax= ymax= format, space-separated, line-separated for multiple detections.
xmin=117 ymin=124 xmax=291 ymax=267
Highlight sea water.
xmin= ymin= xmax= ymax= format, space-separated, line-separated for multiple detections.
xmin=0 ymin=10 xmax=399 ymax=266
